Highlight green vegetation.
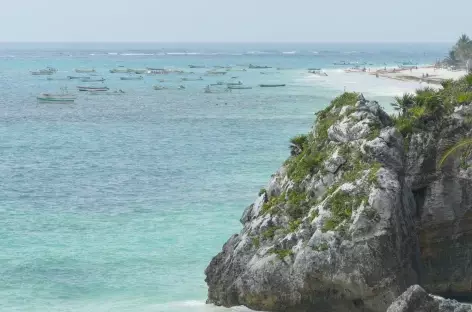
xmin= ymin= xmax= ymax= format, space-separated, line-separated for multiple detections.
xmin=322 ymin=190 xmax=353 ymax=232
xmin=258 ymin=188 xmax=267 ymax=196
xmin=391 ymin=74 xmax=472 ymax=143
xmin=438 ymin=138 xmax=472 ymax=168
xmin=289 ymin=134 xmax=308 ymax=156
xmin=313 ymin=242 xmax=329 ymax=252
xmin=444 ymin=34 xmax=472 ymax=68
xmin=252 ymin=237 xmax=260 ymax=248
xmin=309 ymin=209 xmax=319 ymax=222
xmin=287 ymin=219 xmax=302 ymax=233
xmin=367 ymin=162 xmax=381 ymax=187
xmin=261 ymin=226 xmax=281 ymax=240
xmin=261 ymin=192 xmax=285 ymax=215
xmin=269 ymin=248 xmax=294 ymax=259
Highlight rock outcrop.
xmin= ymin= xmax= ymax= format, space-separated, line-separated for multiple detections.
xmin=205 ymin=82 xmax=472 ymax=312
xmin=386 ymin=285 xmax=472 ymax=312
xmin=407 ymin=104 xmax=472 ymax=299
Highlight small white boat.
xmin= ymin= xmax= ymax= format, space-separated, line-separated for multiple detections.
xmin=226 ymin=81 xmax=242 ymax=86
xmin=31 ymin=70 xmax=54 ymax=75
xmin=133 ymin=69 xmax=147 ymax=74
xmin=47 ymin=77 xmax=70 ymax=81
xmin=110 ymin=68 xmax=129 ymax=73
xmin=31 ymin=67 xmax=57 ymax=75
xmin=205 ymin=71 xmax=227 ymax=76
xmin=259 ymin=84 xmax=286 ymax=88
xmin=37 ymin=88 xmax=76 ymax=102
xmin=178 ymin=85 xmax=186 ymax=90
xmin=82 ymin=78 xmax=105 ymax=82
xmin=77 ymin=86 xmax=109 ymax=92
xmin=88 ymin=89 xmax=125 ymax=95
xmin=181 ymin=77 xmax=203 ymax=81
xmin=68 ymin=76 xmax=90 ymax=80
xmin=120 ymin=76 xmax=144 ymax=80
xmin=153 ymin=85 xmax=167 ymax=90
xmin=75 ymin=68 xmax=96 ymax=73
xmin=228 ymin=85 xmax=252 ymax=90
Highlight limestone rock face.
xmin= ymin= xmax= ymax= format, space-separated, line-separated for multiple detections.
xmin=205 ymin=92 xmax=472 ymax=312
xmin=406 ymin=105 xmax=472 ymax=298
xmin=205 ymin=96 xmax=418 ymax=312
xmin=386 ymin=285 xmax=472 ymax=312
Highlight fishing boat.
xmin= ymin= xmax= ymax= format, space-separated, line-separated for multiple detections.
xmin=82 ymin=78 xmax=105 ymax=82
xmin=226 ymin=81 xmax=242 ymax=86
xmin=228 ymin=85 xmax=252 ymax=90
xmin=210 ymin=81 xmax=225 ymax=86
xmin=37 ymin=88 xmax=76 ymax=102
xmin=153 ymin=85 xmax=167 ymax=90
xmin=68 ymin=76 xmax=90 ymax=80
xmin=178 ymin=85 xmax=186 ymax=90
xmin=181 ymin=77 xmax=203 ymax=81
xmin=308 ymin=69 xmax=328 ymax=76
xmin=75 ymin=68 xmax=96 ymax=73
xmin=189 ymin=65 xmax=205 ymax=68
xmin=110 ymin=68 xmax=129 ymax=73
xmin=120 ymin=76 xmax=144 ymax=80
xmin=31 ymin=70 xmax=54 ymax=75
xmin=31 ymin=67 xmax=57 ymax=75
xmin=147 ymin=67 xmax=165 ymax=71
xmin=46 ymin=77 xmax=70 ymax=81
xmin=205 ymin=71 xmax=227 ymax=76
xmin=77 ymin=86 xmax=109 ymax=92
xmin=259 ymin=84 xmax=286 ymax=88
xmin=88 ymin=89 xmax=125 ymax=95
xmin=133 ymin=69 xmax=147 ymax=74
xmin=249 ymin=64 xmax=271 ymax=69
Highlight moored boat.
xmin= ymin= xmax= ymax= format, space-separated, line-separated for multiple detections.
xmin=227 ymin=85 xmax=252 ymax=89
xmin=249 ymin=64 xmax=271 ymax=69
xmin=82 ymin=78 xmax=105 ymax=82
xmin=205 ymin=71 xmax=227 ymax=76
xmin=77 ymin=86 xmax=110 ymax=92
xmin=189 ymin=65 xmax=205 ymax=68
xmin=226 ymin=81 xmax=242 ymax=86
xmin=120 ymin=76 xmax=144 ymax=80
xmin=75 ymin=68 xmax=96 ymax=73
xmin=68 ymin=76 xmax=90 ymax=80
xmin=153 ymin=85 xmax=167 ymax=90
xmin=259 ymin=84 xmax=286 ymax=88
xmin=37 ymin=88 xmax=76 ymax=102
xmin=110 ymin=68 xmax=129 ymax=73
xmin=181 ymin=77 xmax=203 ymax=81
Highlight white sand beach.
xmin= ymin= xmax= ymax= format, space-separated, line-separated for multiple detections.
xmin=306 ymin=66 xmax=468 ymax=98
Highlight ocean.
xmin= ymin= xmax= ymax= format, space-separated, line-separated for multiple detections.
xmin=0 ymin=42 xmax=448 ymax=312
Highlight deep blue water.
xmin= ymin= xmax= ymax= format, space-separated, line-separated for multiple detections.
xmin=0 ymin=43 xmax=448 ymax=311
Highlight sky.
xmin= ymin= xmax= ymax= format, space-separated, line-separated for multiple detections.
xmin=0 ymin=0 xmax=471 ymax=42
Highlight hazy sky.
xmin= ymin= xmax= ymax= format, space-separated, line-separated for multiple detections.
xmin=0 ymin=0 xmax=471 ymax=42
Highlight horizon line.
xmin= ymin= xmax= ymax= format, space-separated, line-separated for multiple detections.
xmin=0 ymin=40 xmax=455 ymax=44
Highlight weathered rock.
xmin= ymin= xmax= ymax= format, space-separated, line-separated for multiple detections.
xmin=386 ymin=285 xmax=472 ymax=312
xmin=406 ymin=110 xmax=472 ymax=299
xmin=205 ymin=97 xmax=418 ymax=312
xmin=206 ymin=90 xmax=472 ymax=312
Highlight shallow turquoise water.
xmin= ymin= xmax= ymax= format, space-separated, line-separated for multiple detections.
xmin=0 ymin=43 xmax=448 ymax=311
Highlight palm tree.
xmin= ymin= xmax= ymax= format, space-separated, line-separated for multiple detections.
xmin=454 ymin=34 xmax=472 ymax=63
xmin=438 ymin=139 xmax=472 ymax=168
xmin=445 ymin=50 xmax=457 ymax=66
xmin=391 ymin=93 xmax=415 ymax=116
xmin=289 ymin=134 xmax=308 ymax=156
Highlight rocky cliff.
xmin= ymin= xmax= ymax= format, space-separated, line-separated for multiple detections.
xmin=205 ymin=75 xmax=472 ymax=312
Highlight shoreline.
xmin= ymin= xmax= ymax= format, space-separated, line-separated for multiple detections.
xmin=306 ymin=65 xmax=468 ymax=98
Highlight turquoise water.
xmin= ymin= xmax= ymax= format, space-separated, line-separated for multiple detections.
xmin=0 ymin=43 xmax=448 ymax=312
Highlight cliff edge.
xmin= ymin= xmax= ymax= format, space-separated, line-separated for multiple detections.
xmin=205 ymin=75 xmax=472 ymax=312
